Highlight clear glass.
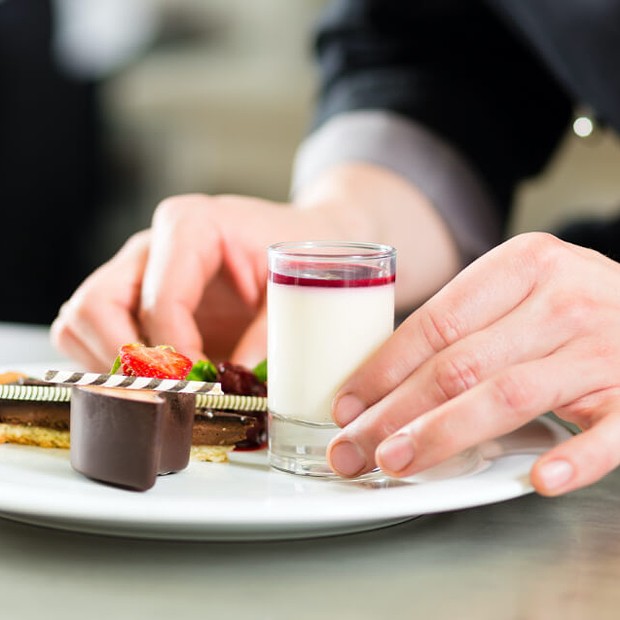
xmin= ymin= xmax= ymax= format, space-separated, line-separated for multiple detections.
xmin=267 ymin=241 xmax=396 ymax=476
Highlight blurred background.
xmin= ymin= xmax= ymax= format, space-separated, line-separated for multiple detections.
xmin=97 ymin=0 xmax=326 ymax=252
xmin=3 ymin=0 xmax=620 ymax=326
xmin=1 ymin=0 xmax=325 ymax=325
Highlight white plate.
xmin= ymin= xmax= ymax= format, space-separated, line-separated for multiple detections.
xmin=0 ymin=417 xmax=571 ymax=541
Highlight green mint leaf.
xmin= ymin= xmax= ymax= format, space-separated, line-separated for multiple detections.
xmin=109 ymin=355 xmax=121 ymax=375
xmin=252 ymin=359 xmax=267 ymax=383
xmin=187 ymin=359 xmax=218 ymax=382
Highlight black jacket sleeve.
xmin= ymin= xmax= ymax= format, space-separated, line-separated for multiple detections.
xmin=311 ymin=0 xmax=573 ymax=218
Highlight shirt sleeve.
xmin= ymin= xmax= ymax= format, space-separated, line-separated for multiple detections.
xmin=292 ymin=110 xmax=502 ymax=266
xmin=298 ymin=0 xmax=573 ymax=251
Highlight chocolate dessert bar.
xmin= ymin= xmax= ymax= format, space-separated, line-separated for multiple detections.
xmin=0 ymin=373 xmax=264 ymax=460
xmin=70 ymin=386 xmax=194 ymax=491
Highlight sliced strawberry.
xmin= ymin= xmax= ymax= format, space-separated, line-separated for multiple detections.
xmin=119 ymin=343 xmax=193 ymax=380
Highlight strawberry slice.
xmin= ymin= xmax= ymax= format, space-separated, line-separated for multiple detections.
xmin=119 ymin=343 xmax=193 ymax=380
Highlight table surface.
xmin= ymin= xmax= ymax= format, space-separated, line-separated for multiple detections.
xmin=1 ymin=323 xmax=619 ymax=620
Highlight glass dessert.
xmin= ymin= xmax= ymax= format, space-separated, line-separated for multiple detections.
xmin=267 ymin=241 xmax=396 ymax=476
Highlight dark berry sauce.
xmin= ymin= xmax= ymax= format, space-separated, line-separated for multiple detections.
xmin=270 ymin=262 xmax=395 ymax=288
xmin=216 ymin=362 xmax=267 ymax=451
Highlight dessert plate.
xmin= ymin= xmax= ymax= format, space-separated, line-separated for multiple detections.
xmin=0 ymin=417 xmax=571 ymax=541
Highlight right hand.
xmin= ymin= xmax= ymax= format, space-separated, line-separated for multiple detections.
xmin=327 ymin=233 xmax=620 ymax=497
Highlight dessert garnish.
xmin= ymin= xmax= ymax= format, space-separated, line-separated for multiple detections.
xmin=113 ymin=342 xmax=194 ymax=379
xmin=0 ymin=381 xmax=266 ymax=412
xmin=0 ymin=344 xmax=268 ymax=464
xmin=0 ymin=343 xmax=267 ymax=488
xmin=43 ymin=369 xmax=224 ymax=396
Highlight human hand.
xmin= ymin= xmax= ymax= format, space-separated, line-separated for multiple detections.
xmin=51 ymin=193 xmax=340 ymax=371
xmin=51 ymin=163 xmax=461 ymax=372
xmin=327 ymin=232 xmax=620 ymax=496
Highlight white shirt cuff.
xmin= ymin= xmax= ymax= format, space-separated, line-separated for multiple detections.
xmin=291 ymin=110 xmax=502 ymax=265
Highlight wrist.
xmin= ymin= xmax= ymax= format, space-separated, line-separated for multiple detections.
xmin=293 ymin=162 xmax=462 ymax=310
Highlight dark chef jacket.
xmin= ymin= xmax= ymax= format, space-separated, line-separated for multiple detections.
xmin=293 ymin=0 xmax=620 ymax=261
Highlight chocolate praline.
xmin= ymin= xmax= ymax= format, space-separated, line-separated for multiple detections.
xmin=70 ymin=386 xmax=195 ymax=491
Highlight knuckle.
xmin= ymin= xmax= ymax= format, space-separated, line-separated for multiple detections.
xmin=153 ymin=196 xmax=178 ymax=219
xmin=69 ymin=296 xmax=98 ymax=326
xmin=432 ymin=354 xmax=481 ymax=401
xmin=420 ymin=308 xmax=466 ymax=352
xmin=153 ymin=194 xmax=204 ymax=225
xmin=490 ymin=372 xmax=531 ymax=415
xmin=547 ymin=293 xmax=594 ymax=333
xmin=119 ymin=229 xmax=149 ymax=255
xmin=508 ymin=232 xmax=568 ymax=278
xmin=510 ymin=231 xmax=564 ymax=265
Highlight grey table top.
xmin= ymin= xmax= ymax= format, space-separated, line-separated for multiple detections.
xmin=1 ymin=324 xmax=619 ymax=620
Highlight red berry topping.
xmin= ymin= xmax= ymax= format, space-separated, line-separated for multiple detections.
xmin=216 ymin=361 xmax=267 ymax=397
xmin=119 ymin=343 xmax=193 ymax=380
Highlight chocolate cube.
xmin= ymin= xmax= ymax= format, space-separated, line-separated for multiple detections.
xmin=70 ymin=385 xmax=195 ymax=491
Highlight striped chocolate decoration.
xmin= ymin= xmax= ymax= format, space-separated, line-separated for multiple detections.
xmin=0 ymin=383 xmax=267 ymax=413
xmin=44 ymin=370 xmax=223 ymax=395
xmin=0 ymin=383 xmax=69 ymax=403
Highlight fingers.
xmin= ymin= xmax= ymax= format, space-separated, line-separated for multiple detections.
xmin=50 ymin=231 xmax=150 ymax=370
xmin=140 ymin=195 xmax=272 ymax=362
xmin=49 ymin=322 xmax=110 ymax=372
xmin=52 ymin=192 xmax=276 ymax=369
xmin=326 ymin=232 xmax=620 ymax=491
xmin=348 ymin=288 xmax=569 ymax=437
xmin=328 ymin=344 xmax=609 ymax=478
xmin=326 ymin=272 xmax=573 ymax=476
xmin=332 ymin=233 xmax=560 ymax=426
xmin=532 ymin=406 xmax=620 ymax=496
xmin=138 ymin=196 xmax=222 ymax=361
xmin=230 ymin=303 xmax=268 ymax=368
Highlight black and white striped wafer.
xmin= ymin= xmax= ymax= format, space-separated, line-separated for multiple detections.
xmin=44 ymin=369 xmax=223 ymax=395
xmin=0 ymin=383 xmax=267 ymax=412
xmin=0 ymin=383 xmax=69 ymax=403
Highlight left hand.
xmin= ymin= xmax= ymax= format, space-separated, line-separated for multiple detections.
xmin=327 ymin=232 xmax=620 ymax=496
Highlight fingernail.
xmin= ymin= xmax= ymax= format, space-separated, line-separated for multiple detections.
xmin=328 ymin=440 xmax=367 ymax=477
xmin=333 ymin=394 xmax=365 ymax=426
xmin=538 ymin=459 xmax=574 ymax=491
xmin=376 ymin=434 xmax=415 ymax=474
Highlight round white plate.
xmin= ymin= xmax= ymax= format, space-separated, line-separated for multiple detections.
xmin=0 ymin=417 xmax=571 ymax=541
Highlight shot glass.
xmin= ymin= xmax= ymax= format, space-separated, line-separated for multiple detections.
xmin=267 ymin=241 xmax=396 ymax=476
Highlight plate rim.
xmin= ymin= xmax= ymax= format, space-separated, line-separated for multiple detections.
xmin=0 ymin=417 xmax=572 ymax=540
